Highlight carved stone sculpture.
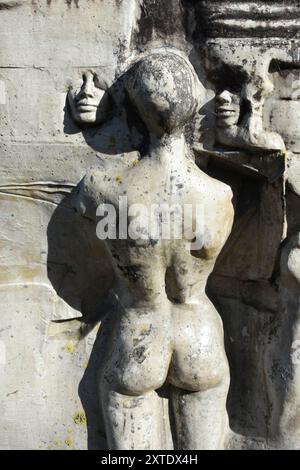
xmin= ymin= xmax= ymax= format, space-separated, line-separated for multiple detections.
xmin=68 ymin=70 xmax=112 ymax=126
xmin=3 ymin=0 xmax=300 ymax=451
xmin=215 ymin=84 xmax=285 ymax=152
xmin=207 ymin=45 xmax=285 ymax=152
xmin=73 ymin=51 xmax=234 ymax=450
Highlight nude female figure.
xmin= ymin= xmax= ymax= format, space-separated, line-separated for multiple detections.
xmin=73 ymin=51 xmax=234 ymax=449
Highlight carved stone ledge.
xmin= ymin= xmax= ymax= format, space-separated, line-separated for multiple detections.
xmin=194 ymin=144 xmax=285 ymax=182
xmin=195 ymin=1 xmax=300 ymax=38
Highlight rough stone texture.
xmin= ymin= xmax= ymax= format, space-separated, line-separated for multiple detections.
xmin=0 ymin=0 xmax=138 ymax=450
xmin=1 ymin=0 xmax=300 ymax=450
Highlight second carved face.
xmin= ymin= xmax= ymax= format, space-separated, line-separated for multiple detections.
xmin=68 ymin=71 xmax=111 ymax=126
xmin=215 ymin=90 xmax=240 ymax=128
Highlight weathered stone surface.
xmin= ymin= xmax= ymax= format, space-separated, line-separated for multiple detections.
xmin=2 ymin=0 xmax=300 ymax=450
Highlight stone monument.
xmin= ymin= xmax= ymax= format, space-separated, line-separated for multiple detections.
xmin=1 ymin=0 xmax=300 ymax=450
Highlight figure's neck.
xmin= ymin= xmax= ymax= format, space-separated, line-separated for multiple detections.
xmin=148 ymin=133 xmax=186 ymax=165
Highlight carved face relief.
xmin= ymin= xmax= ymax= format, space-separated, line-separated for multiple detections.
xmin=68 ymin=71 xmax=110 ymax=126
xmin=206 ymin=41 xmax=286 ymax=152
xmin=215 ymin=90 xmax=240 ymax=129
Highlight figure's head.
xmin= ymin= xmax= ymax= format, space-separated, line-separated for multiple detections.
xmin=126 ymin=52 xmax=202 ymax=136
xmin=68 ymin=70 xmax=111 ymax=126
xmin=215 ymin=90 xmax=240 ymax=128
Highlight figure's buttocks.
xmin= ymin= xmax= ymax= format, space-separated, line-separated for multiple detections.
xmin=101 ymin=306 xmax=173 ymax=396
xmin=100 ymin=298 xmax=229 ymax=396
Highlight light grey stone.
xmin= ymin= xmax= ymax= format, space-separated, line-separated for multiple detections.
xmin=2 ymin=0 xmax=300 ymax=451
xmin=74 ymin=50 xmax=234 ymax=450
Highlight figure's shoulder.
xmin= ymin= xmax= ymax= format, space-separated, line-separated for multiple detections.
xmin=84 ymin=167 xmax=106 ymax=188
xmin=83 ymin=152 xmax=139 ymax=192
xmin=72 ymin=167 xmax=107 ymax=220
xmin=211 ymin=177 xmax=233 ymax=204
xmin=73 ymin=161 xmax=129 ymax=219
xmin=207 ymin=175 xmax=233 ymax=223
xmin=190 ymin=162 xmax=233 ymax=203
xmin=82 ymin=166 xmax=124 ymax=196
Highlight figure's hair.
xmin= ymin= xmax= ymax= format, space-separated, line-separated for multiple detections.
xmin=125 ymin=50 xmax=203 ymax=134
xmin=128 ymin=48 xmax=200 ymax=93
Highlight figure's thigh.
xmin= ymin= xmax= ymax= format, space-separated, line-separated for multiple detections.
xmin=168 ymin=301 xmax=229 ymax=392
